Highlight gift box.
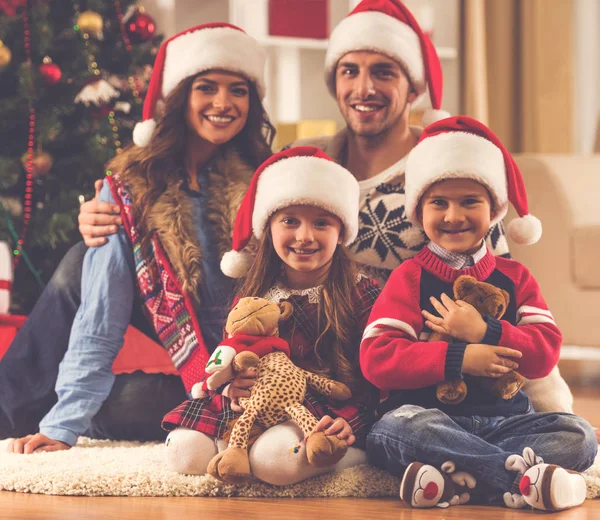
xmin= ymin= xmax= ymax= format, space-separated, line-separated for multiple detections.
xmin=269 ymin=0 xmax=328 ymax=39
xmin=274 ymin=119 xmax=337 ymax=150
xmin=0 ymin=241 xmax=12 ymax=315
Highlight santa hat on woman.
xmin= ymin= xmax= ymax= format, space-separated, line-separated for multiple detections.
xmin=133 ymin=23 xmax=266 ymax=147
xmin=221 ymin=146 xmax=360 ymax=278
xmin=404 ymin=116 xmax=543 ymax=246
xmin=325 ymin=0 xmax=449 ymax=126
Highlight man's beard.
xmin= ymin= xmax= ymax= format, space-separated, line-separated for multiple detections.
xmin=346 ymin=94 xmax=410 ymax=139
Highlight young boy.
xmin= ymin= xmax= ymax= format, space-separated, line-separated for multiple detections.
xmin=360 ymin=116 xmax=597 ymax=511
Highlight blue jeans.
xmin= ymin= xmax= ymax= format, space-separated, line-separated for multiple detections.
xmin=0 ymin=241 xmax=185 ymax=440
xmin=367 ymin=404 xmax=598 ymax=504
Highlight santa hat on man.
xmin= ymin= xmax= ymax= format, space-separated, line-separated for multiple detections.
xmin=220 ymin=146 xmax=360 ymax=278
xmin=404 ymin=116 xmax=542 ymax=246
xmin=325 ymin=0 xmax=449 ymax=126
xmin=133 ymin=23 xmax=266 ymax=147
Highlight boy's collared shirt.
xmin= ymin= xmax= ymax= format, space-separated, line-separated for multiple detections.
xmin=427 ymin=241 xmax=487 ymax=270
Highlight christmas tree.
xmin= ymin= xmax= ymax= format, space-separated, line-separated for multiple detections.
xmin=0 ymin=0 xmax=161 ymax=313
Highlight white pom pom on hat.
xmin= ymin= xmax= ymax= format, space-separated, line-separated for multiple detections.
xmin=421 ymin=108 xmax=451 ymax=127
xmin=507 ymin=214 xmax=543 ymax=246
xmin=221 ymin=146 xmax=360 ymax=278
xmin=133 ymin=22 xmax=266 ymax=147
xmin=405 ymin=115 xmax=542 ymax=245
xmin=220 ymin=249 xmax=255 ymax=279
xmin=132 ymin=119 xmax=157 ymax=147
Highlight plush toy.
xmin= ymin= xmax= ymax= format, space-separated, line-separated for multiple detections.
xmin=503 ymin=447 xmax=586 ymax=511
xmin=431 ymin=275 xmax=524 ymax=405
xmin=202 ymin=296 xmax=353 ymax=483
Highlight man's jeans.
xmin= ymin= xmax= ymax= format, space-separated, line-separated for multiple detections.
xmin=367 ymin=404 xmax=598 ymax=504
xmin=0 ymin=241 xmax=186 ymax=441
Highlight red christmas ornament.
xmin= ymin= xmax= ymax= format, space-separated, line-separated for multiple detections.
xmin=0 ymin=0 xmax=27 ymax=17
xmin=39 ymin=57 xmax=61 ymax=85
xmin=125 ymin=11 xmax=156 ymax=43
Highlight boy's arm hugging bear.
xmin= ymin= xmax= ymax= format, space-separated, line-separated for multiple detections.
xmin=428 ymin=275 xmax=524 ymax=405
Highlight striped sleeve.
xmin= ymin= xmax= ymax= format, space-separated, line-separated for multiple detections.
xmin=497 ymin=262 xmax=562 ymax=379
xmin=359 ymin=261 xmax=452 ymax=391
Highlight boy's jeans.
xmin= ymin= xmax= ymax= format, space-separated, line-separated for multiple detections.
xmin=367 ymin=404 xmax=598 ymax=504
xmin=0 ymin=241 xmax=184 ymax=441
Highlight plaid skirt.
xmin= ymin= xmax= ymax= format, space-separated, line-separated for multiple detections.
xmin=162 ymin=390 xmax=375 ymax=449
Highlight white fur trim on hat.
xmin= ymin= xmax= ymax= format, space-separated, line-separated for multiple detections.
xmin=405 ymin=131 xmax=509 ymax=226
xmin=252 ymin=156 xmax=360 ymax=245
xmin=325 ymin=11 xmax=424 ymax=96
xmin=220 ymin=249 xmax=254 ymax=279
xmin=163 ymin=26 xmax=266 ymax=98
xmin=133 ymin=119 xmax=157 ymax=147
xmin=507 ymin=214 xmax=542 ymax=245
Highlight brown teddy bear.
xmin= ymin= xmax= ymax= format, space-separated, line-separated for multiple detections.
xmin=203 ymin=296 xmax=352 ymax=483
xmin=431 ymin=275 xmax=524 ymax=405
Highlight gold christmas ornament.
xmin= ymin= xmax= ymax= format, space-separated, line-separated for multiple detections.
xmin=21 ymin=151 xmax=54 ymax=177
xmin=0 ymin=41 xmax=12 ymax=70
xmin=77 ymin=10 xmax=103 ymax=39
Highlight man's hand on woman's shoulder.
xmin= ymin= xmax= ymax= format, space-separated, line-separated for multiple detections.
xmin=78 ymin=179 xmax=122 ymax=247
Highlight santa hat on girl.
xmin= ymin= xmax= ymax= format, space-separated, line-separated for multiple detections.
xmin=220 ymin=146 xmax=360 ymax=278
xmin=133 ymin=23 xmax=266 ymax=147
xmin=404 ymin=116 xmax=542 ymax=246
xmin=325 ymin=0 xmax=449 ymax=126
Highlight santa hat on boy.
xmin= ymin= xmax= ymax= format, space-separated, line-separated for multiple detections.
xmin=220 ymin=146 xmax=360 ymax=278
xmin=404 ymin=116 xmax=543 ymax=246
xmin=133 ymin=23 xmax=266 ymax=147
xmin=324 ymin=0 xmax=449 ymax=126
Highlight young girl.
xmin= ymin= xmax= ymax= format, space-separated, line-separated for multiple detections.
xmin=162 ymin=146 xmax=381 ymax=486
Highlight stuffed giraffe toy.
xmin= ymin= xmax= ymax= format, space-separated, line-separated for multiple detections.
xmin=200 ymin=296 xmax=352 ymax=483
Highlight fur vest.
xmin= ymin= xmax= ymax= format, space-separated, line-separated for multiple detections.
xmin=108 ymin=148 xmax=254 ymax=391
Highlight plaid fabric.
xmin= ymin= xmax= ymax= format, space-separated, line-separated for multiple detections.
xmin=162 ymin=275 xmax=381 ymax=447
xmin=427 ymin=241 xmax=487 ymax=270
xmin=162 ymin=393 xmax=236 ymax=439
xmin=107 ymin=177 xmax=210 ymax=393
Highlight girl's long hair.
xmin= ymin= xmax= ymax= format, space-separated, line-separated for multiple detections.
xmin=106 ymin=72 xmax=274 ymax=250
xmin=236 ymin=228 xmax=359 ymax=388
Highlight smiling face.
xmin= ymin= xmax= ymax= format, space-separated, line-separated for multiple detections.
xmin=335 ymin=51 xmax=417 ymax=138
xmin=419 ymin=178 xmax=493 ymax=254
xmin=269 ymin=205 xmax=343 ymax=289
xmin=185 ymin=70 xmax=250 ymax=146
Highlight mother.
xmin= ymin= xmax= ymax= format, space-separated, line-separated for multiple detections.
xmin=1 ymin=23 xmax=273 ymax=451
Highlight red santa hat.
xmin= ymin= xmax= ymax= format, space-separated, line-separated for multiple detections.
xmin=133 ymin=23 xmax=266 ymax=147
xmin=220 ymin=146 xmax=360 ymax=278
xmin=324 ymin=0 xmax=449 ymax=126
xmin=405 ymin=116 xmax=542 ymax=246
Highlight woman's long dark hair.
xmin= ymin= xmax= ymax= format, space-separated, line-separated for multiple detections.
xmin=236 ymin=228 xmax=359 ymax=389
xmin=106 ymin=72 xmax=274 ymax=246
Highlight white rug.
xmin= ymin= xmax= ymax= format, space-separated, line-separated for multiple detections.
xmin=0 ymin=438 xmax=598 ymax=498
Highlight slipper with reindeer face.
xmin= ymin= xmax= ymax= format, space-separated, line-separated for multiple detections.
xmin=400 ymin=460 xmax=476 ymax=508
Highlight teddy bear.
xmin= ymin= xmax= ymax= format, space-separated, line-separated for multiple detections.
xmin=201 ymin=296 xmax=353 ymax=483
xmin=431 ymin=275 xmax=524 ymax=405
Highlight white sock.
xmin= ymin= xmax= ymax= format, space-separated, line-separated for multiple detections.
xmin=164 ymin=427 xmax=218 ymax=475
xmin=248 ymin=420 xmax=367 ymax=486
